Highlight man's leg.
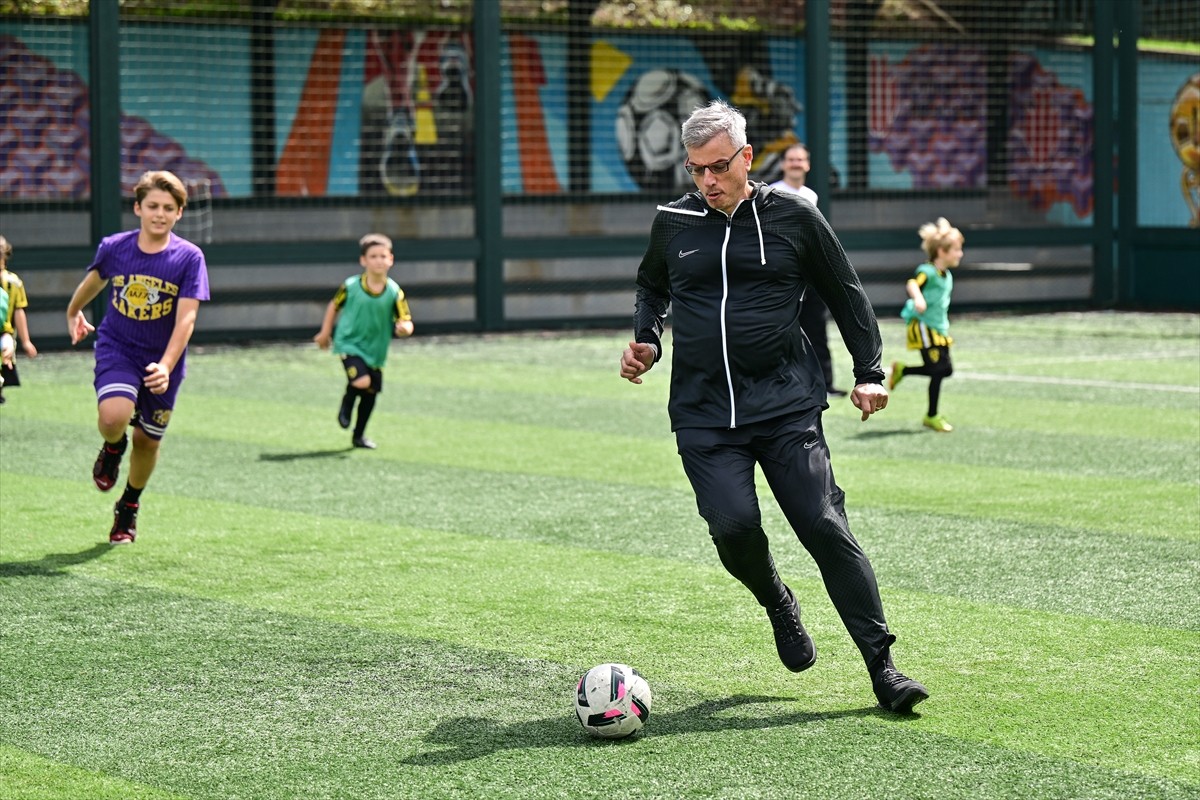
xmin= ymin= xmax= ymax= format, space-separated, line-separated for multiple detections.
xmin=758 ymin=410 xmax=927 ymax=710
xmin=677 ymin=427 xmax=784 ymax=605
xmin=755 ymin=410 xmax=892 ymax=666
xmin=677 ymin=426 xmax=815 ymax=672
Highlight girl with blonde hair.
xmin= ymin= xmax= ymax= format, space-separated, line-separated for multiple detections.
xmin=889 ymin=217 xmax=964 ymax=432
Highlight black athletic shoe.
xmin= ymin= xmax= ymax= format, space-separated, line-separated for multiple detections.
xmin=352 ymin=436 xmax=377 ymax=450
xmin=765 ymin=585 xmax=816 ymax=672
xmin=337 ymin=395 xmax=353 ymax=429
xmin=109 ymin=500 xmax=139 ymax=545
xmin=92 ymin=435 xmax=128 ymax=492
xmin=873 ymin=666 xmax=929 ymax=713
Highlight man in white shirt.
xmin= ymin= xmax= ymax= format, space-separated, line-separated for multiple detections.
xmin=769 ymin=143 xmax=845 ymax=397
xmin=769 ymin=142 xmax=819 ymax=205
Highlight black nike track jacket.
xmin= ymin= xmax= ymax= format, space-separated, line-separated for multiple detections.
xmin=633 ymin=181 xmax=885 ymax=431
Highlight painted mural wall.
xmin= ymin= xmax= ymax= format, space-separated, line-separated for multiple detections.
xmin=0 ymin=22 xmax=1195 ymax=228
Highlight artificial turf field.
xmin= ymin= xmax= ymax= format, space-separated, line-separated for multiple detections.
xmin=1 ymin=311 xmax=1197 ymax=800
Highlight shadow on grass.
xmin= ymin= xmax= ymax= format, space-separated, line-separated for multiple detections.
xmin=403 ymin=695 xmax=882 ymax=765
xmin=0 ymin=542 xmax=112 ymax=577
xmin=850 ymin=428 xmax=927 ymax=440
xmin=258 ymin=447 xmax=355 ymax=462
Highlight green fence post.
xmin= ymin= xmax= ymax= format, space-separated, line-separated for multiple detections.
xmin=89 ymin=0 xmax=122 ymax=321
xmin=1115 ymin=0 xmax=1139 ymax=306
xmin=1092 ymin=0 xmax=1115 ymax=307
xmin=806 ymin=0 xmax=831 ymax=215
xmin=473 ymin=0 xmax=504 ymax=331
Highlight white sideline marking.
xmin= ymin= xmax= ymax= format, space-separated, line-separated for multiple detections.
xmin=973 ymin=350 xmax=1197 ymax=366
xmin=957 ymin=372 xmax=1200 ymax=394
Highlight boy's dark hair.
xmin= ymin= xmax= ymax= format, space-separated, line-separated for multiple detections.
xmin=134 ymin=170 xmax=188 ymax=209
xmin=0 ymin=234 xmax=11 ymax=263
xmin=359 ymin=233 xmax=393 ymax=256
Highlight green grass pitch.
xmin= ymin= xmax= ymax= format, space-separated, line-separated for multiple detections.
xmin=1 ymin=311 xmax=1197 ymax=799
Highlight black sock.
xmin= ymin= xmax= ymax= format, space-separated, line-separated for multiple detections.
xmin=927 ymin=377 xmax=943 ymax=417
xmin=107 ymin=433 xmax=129 ymax=454
xmin=121 ymin=483 xmax=143 ymax=505
xmin=354 ymin=392 xmax=377 ymax=438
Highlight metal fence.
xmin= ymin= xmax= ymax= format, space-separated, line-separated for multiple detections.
xmin=1 ymin=0 xmax=1197 ymax=347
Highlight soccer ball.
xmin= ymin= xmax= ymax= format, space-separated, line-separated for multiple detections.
xmin=615 ymin=69 xmax=711 ymax=191
xmin=575 ymin=662 xmax=652 ymax=739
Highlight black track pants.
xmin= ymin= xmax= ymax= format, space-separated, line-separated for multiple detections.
xmin=676 ymin=408 xmax=893 ymax=668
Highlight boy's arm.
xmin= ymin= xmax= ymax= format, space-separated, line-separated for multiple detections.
xmin=906 ymin=278 xmax=927 ymax=314
xmin=144 ymin=297 xmax=200 ymax=395
xmin=13 ymin=308 xmax=36 ymax=357
xmin=65 ymin=270 xmax=108 ymax=344
xmin=393 ymin=292 xmax=413 ymax=338
xmin=313 ymin=300 xmax=339 ymax=348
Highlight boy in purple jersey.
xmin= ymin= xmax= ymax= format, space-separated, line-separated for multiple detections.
xmin=65 ymin=170 xmax=210 ymax=545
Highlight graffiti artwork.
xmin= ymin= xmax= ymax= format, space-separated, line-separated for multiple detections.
xmin=0 ymin=34 xmax=225 ymax=201
xmin=359 ymin=30 xmax=474 ymax=197
xmin=1169 ymin=73 xmax=1200 ymax=227
xmin=869 ymin=45 xmax=987 ymax=190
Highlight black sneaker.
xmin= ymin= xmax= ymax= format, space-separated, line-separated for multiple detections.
xmin=765 ymin=585 xmax=816 ymax=672
xmin=352 ymin=436 xmax=377 ymax=450
xmin=92 ymin=435 xmax=128 ymax=492
xmin=873 ymin=666 xmax=929 ymax=713
xmin=338 ymin=395 xmax=353 ymax=429
xmin=109 ymin=500 xmax=139 ymax=545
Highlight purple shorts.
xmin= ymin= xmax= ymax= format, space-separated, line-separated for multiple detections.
xmin=94 ymin=345 xmax=184 ymax=441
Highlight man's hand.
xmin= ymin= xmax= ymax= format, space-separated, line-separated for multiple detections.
xmin=620 ymin=341 xmax=656 ymax=384
xmin=851 ymin=383 xmax=888 ymax=421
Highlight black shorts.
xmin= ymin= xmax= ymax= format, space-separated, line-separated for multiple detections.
xmin=0 ymin=361 xmax=19 ymax=387
xmin=340 ymin=355 xmax=383 ymax=393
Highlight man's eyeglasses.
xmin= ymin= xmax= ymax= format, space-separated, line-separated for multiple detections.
xmin=683 ymin=144 xmax=747 ymax=176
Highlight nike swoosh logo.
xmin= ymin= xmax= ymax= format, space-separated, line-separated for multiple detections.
xmin=679 ymin=249 xmax=700 ymax=258
xmin=803 ymin=439 xmax=818 ymax=449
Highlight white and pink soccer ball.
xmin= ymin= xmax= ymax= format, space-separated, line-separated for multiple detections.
xmin=575 ymin=662 xmax=652 ymax=739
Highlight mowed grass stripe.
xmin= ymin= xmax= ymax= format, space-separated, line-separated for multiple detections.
xmin=9 ymin=375 xmax=1188 ymax=543
xmin=3 ymin=484 xmax=1195 ymax=784
xmin=6 ymin=433 xmax=1197 ymax=634
xmin=859 ymin=388 xmax=1198 ymax=443
xmin=3 ymin=579 xmax=1194 ymax=800
xmin=0 ymin=745 xmax=190 ymax=800
xmin=840 ymin=507 xmax=1199 ymax=631
xmin=833 ymin=457 xmax=1197 ymax=541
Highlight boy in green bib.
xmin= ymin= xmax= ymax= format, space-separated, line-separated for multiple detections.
xmin=314 ymin=233 xmax=414 ymax=449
